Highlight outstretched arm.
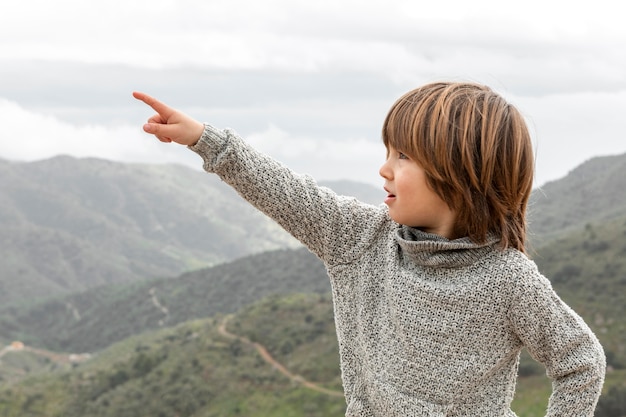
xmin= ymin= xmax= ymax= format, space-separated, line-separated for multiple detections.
xmin=132 ymin=91 xmax=205 ymax=146
xmin=132 ymin=91 xmax=388 ymax=265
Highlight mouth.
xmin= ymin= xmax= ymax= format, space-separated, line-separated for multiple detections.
xmin=384 ymin=187 xmax=396 ymax=204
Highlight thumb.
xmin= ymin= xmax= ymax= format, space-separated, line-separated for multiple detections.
xmin=143 ymin=123 xmax=159 ymax=134
xmin=143 ymin=123 xmax=174 ymax=142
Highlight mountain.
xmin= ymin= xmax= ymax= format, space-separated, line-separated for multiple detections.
xmin=0 ymin=247 xmax=329 ymax=352
xmin=3 ymin=151 xmax=624 ymax=307
xmin=527 ymin=152 xmax=626 ymax=245
xmin=0 ymin=156 xmax=301 ymax=306
xmin=0 ymin=157 xmax=385 ymax=307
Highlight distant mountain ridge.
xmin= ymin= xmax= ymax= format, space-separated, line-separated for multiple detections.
xmin=2 ymin=152 xmax=626 ymax=306
xmin=528 ymin=152 xmax=626 ymax=245
xmin=0 ymin=156 xmax=300 ymax=305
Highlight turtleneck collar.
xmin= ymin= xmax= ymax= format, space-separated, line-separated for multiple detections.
xmin=395 ymin=225 xmax=500 ymax=268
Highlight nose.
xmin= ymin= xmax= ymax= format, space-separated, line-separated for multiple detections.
xmin=379 ymin=158 xmax=391 ymax=180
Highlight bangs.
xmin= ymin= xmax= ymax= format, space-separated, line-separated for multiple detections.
xmin=382 ymin=91 xmax=431 ymax=163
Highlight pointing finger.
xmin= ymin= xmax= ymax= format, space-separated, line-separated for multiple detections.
xmin=133 ymin=91 xmax=174 ymax=119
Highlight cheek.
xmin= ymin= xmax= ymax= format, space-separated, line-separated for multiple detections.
xmin=396 ymin=171 xmax=420 ymax=195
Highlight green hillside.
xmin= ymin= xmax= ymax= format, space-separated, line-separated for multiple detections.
xmin=0 ymin=248 xmax=328 ymax=352
xmin=532 ymin=215 xmax=626 ymax=370
xmin=0 ymin=294 xmax=346 ymax=417
xmin=1 ymin=292 xmax=623 ymax=417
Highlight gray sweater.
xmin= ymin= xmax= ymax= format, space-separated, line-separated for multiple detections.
xmin=190 ymin=125 xmax=605 ymax=416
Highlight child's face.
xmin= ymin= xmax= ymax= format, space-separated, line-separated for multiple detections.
xmin=379 ymin=147 xmax=457 ymax=239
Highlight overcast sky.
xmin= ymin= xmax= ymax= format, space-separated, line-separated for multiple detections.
xmin=1 ymin=0 xmax=625 ymax=190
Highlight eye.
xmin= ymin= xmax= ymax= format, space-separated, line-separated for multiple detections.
xmin=398 ymin=152 xmax=409 ymax=160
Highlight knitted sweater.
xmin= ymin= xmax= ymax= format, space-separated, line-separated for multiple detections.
xmin=189 ymin=125 xmax=605 ymax=416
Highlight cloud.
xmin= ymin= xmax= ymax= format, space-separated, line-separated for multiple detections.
xmin=0 ymin=98 xmax=385 ymax=187
xmin=2 ymin=0 xmax=624 ymax=93
xmin=246 ymin=124 xmax=385 ymax=186
xmin=1 ymin=0 xmax=625 ymax=191
xmin=0 ymin=98 xmax=198 ymax=167
xmin=515 ymin=90 xmax=626 ymax=186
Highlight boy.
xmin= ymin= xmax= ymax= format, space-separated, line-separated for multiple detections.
xmin=134 ymin=82 xmax=605 ymax=416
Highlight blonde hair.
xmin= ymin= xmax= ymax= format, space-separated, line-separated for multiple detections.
xmin=382 ymin=82 xmax=534 ymax=252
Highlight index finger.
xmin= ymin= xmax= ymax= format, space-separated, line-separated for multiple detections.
xmin=132 ymin=91 xmax=175 ymax=118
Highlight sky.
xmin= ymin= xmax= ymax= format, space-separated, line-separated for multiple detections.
xmin=1 ymin=0 xmax=625 ymax=190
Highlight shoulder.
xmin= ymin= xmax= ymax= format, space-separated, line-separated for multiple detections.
xmin=491 ymin=249 xmax=567 ymax=318
xmin=325 ymin=201 xmax=396 ymax=265
xmin=478 ymin=248 xmax=552 ymax=298
xmin=485 ymin=248 xmax=541 ymax=278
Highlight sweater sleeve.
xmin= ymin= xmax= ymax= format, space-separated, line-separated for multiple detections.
xmin=509 ymin=265 xmax=605 ymax=416
xmin=188 ymin=124 xmax=389 ymax=265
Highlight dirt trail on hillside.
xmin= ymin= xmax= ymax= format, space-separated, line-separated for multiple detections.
xmin=218 ymin=315 xmax=344 ymax=398
xmin=149 ymin=287 xmax=170 ymax=326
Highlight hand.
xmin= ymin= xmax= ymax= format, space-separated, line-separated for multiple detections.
xmin=133 ymin=91 xmax=205 ymax=146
